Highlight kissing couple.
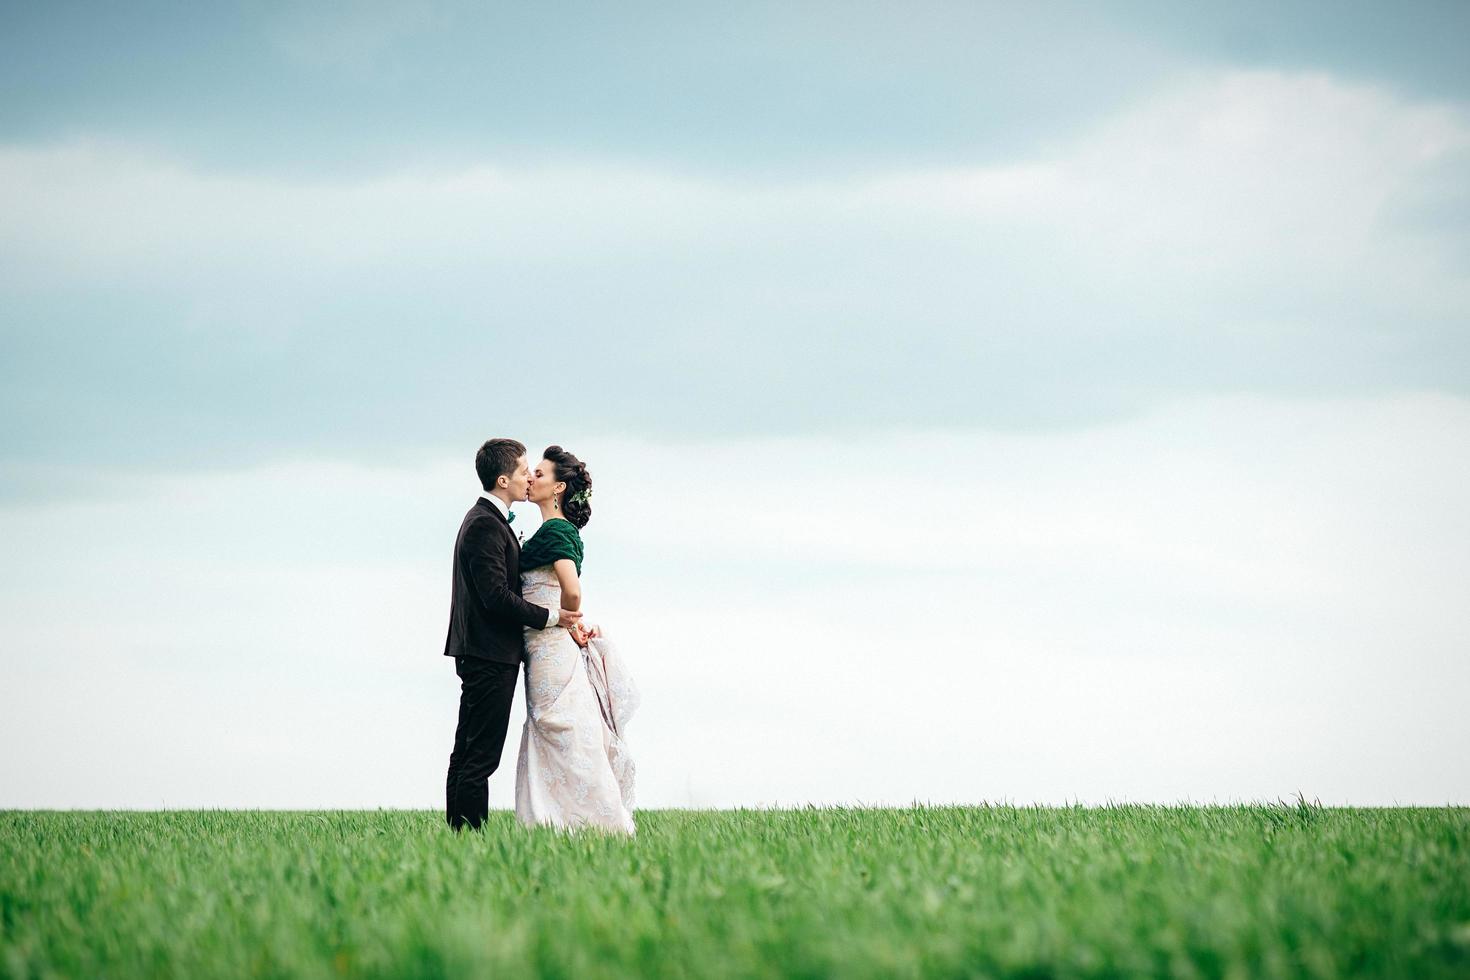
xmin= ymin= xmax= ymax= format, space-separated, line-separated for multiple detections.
xmin=443 ymin=438 xmax=639 ymax=836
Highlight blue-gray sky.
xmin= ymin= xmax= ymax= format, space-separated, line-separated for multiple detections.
xmin=2 ymin=2 xmax=1468 ymax=807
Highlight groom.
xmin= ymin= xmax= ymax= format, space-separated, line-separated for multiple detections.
xmin=444 ymin=438 xmax=583 ymax=831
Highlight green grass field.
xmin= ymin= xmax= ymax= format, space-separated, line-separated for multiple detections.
xmin=2 ymin=804 xmax=1468 ymax=978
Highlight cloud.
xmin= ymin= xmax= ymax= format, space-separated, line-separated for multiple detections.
xmin=2 ymin=392 xmax=1467 ymax=807
xmin=1 ymin=70 xmax=1467 ymax=468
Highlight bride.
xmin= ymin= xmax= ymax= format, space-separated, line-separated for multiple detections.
xmin=514 ymin=445 xmax=639 ymax=835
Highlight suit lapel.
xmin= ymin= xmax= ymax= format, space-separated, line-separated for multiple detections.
xmin=476 ymin=497 xmax=521 ymax=552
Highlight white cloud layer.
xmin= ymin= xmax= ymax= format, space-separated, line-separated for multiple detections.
xmin=2 ymin=69 xmax=1467 ymax=457
xmin=3 ymin=391 xmax=1467 ymax=808
xmin=2 ymin=66 xmax=1467 ymax=808
xmin=4 ymin=70 xmax=1465 ymax=308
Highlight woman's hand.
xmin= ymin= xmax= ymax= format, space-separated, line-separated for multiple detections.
xmin=569 ymin=623 xmax=591 ymax=649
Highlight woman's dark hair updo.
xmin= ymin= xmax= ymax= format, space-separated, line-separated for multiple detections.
xmin=544 ymin=445 xmax=593 ymax=529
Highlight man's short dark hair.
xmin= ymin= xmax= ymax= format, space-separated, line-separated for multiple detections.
xmin=475 ymin=438 xmax=526 ymax=492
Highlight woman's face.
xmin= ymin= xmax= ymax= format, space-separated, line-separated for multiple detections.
xmin=527 ymin=458 xmax=566 ymax=505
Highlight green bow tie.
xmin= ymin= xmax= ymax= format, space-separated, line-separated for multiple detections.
xmin=506 ymin=510 xmax=516 ymax=524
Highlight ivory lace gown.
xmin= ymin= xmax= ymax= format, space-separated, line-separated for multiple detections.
xmin=514 ymin=565 xmax=639 ymax=835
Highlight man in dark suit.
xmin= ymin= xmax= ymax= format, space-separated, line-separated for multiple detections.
xmin=444 ymin=438 xmax=583 ymax=831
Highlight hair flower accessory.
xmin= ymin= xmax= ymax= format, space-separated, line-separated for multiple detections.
xmin=570 ymin=488 xmax=592 ymax=505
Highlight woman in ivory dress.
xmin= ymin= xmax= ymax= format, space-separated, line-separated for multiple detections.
xmin=514 ymin=445 xmax=639 ymax=835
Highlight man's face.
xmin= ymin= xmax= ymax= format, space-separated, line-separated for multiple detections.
xmin=503 ymin=454 xmax=531 ymax=501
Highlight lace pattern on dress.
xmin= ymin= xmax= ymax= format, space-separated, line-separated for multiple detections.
xmin=514 ymin=566 xmax=638 ymax=835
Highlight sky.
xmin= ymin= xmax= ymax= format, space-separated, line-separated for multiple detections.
xmin=2 ymin=2 xmax=1468 ymax=808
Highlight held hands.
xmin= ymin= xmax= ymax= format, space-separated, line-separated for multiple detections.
xmin=567 ymin=618 xmax=602 ymax=650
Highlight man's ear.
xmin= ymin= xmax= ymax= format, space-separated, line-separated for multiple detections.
xmin=496 ymin=474 xmax=509 ymax=489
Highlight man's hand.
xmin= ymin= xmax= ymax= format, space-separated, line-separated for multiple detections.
xmin=559 ymin=608 xmax=584 ymax=630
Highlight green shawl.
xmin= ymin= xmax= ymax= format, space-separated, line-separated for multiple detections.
xmin=519 ymin=517 xmax=584 ymax=576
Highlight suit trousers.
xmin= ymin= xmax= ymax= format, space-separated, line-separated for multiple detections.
xmin=445 ymin=655 xmax=520 ymax=831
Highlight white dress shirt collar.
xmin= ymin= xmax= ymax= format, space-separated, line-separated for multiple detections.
xmin=479 ymin=491 xmax=510 ymax=521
